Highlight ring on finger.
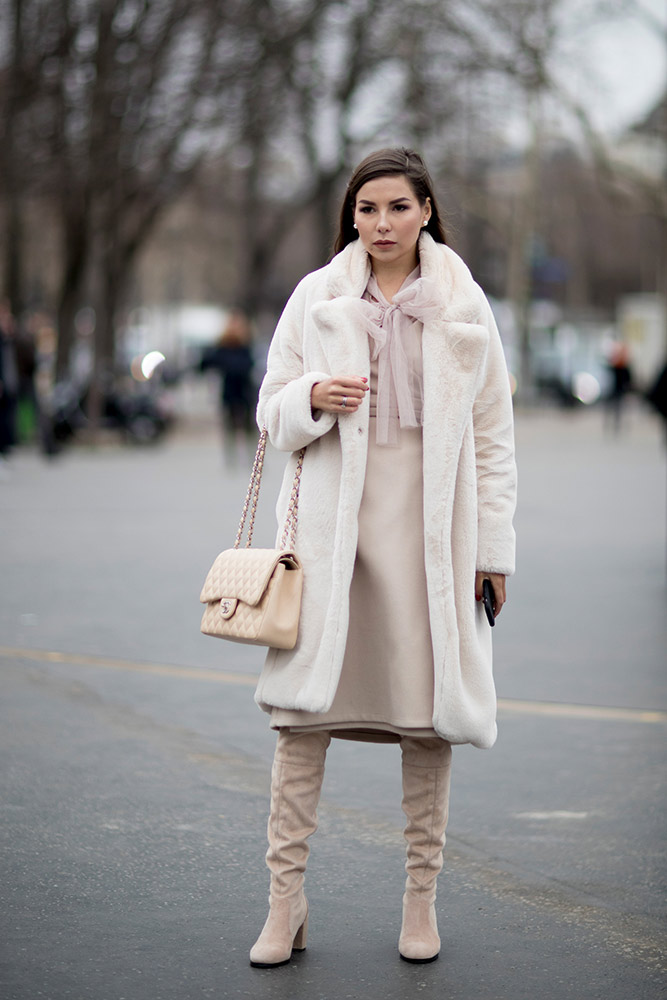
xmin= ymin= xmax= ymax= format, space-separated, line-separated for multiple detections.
xmin=341 ymin=396 xmax=347 ymax=408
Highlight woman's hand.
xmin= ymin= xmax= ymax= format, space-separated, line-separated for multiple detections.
xmin=475 ymin=572 xmax=507 ymax=617
xmin=311 ymin=376 xmax=369 ymax=414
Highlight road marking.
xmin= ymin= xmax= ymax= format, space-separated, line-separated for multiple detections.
xmin=496 ymin=697 xmax=667 ymax=724
xmin=0 ymin=645 xmax=256 ymax=687
xmin=2 ymin=645 xmax=666 ymax=724
xmin=515 ymin=811 xmax=590 ymax=821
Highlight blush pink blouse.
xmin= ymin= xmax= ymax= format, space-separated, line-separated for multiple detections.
xmin=357 ymin=267 xmax=442 ymax=445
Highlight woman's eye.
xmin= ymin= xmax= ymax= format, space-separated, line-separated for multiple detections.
xmin=358 ymin=206 xmax=373 ymax=214
xmin=394 ymin=204 xmax=408 ymax=211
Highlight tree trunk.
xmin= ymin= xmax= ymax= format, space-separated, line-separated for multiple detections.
xmin=238 ymin=142 xmax=270 ymax=316
xmin=55 ymin=213 xmax=90 ymax=379
xmin=1 ymin=0 xmax=24 ymax=311
xmin=506 ymin=95 xmax=542 ymax=403
xmin=314 ymin=171 xmax=342 ymax=263
xmin=87 ymin=244 xmax=128 ymax=433
xmin=3 ymin=194 xmax=23 ymax=313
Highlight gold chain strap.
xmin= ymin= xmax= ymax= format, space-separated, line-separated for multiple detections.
xmin=234 ymin=428 xmax=267 ymax=548
xmin=234 ymin=427 xmax=305 ymax=550
xmin=279 ymin=447 xmax=304 ymax=549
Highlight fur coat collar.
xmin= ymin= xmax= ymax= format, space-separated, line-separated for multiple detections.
xmin=325 ymin=231 xmax=483 ymax=324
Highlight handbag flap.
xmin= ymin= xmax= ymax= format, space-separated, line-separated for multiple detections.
xmin=199 ymin=548 xmax=301 ymax=606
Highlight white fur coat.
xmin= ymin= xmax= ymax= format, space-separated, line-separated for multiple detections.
xmin=255 ymin=233 xmax=516 ymax=749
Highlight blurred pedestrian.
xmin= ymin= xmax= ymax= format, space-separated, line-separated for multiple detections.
xmin=248 ymin=148 xmax=517 ymax=967
xmin=200 ymin=309 xmax=256 ymax=462
xmin=605 ymin=341 xmax=633 ymax=433
xmin=0 ymin=298 xmax=19 ymax=471
xmin=15 ymin=317 xmax=39 ymax=443
xmin=646 ymin=358 xmax=667 ymax=443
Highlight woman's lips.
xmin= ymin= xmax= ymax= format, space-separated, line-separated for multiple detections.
xmin=374 ymin=240 xmax=396 ymax=246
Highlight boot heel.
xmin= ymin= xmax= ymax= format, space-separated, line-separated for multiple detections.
xmin=292 ymin=911 xmax=308 ymax=951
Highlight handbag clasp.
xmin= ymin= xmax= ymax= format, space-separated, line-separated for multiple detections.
xmin=218 ymin=598 xmax=238 ymax=619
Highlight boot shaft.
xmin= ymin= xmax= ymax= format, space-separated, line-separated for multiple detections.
xmin=400 ymin=737 xmax=452 ymax=898
xmin=265 ymin=729 xmax=331 ymax=900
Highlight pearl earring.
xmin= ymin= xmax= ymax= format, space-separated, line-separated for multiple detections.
xmin=353 ymin=223 xmax=358 ymax=230
xmin=422 ymin=220 xmax=428 ymax=227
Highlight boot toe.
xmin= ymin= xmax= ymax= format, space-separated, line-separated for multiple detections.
xmin=249 ymin=944 xmax=292 ymax=968
xmin=399 ymin=938 xmax=440 ymax=963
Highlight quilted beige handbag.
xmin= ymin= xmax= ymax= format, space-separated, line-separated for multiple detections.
xmin=199 ymin=428 xmax=305 ymax=649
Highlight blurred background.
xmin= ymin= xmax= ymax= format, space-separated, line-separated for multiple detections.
xmin=0 ymin=0 xmax=666 ymax=452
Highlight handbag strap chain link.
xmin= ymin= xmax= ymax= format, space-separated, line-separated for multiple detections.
xmin=280 ymin=448 xmax=304 ymax=549
xmin=234 ymin=427 xmax=305 ymax=550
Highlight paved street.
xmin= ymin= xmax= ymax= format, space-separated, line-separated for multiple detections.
xmin=1 ymin=403 xmax=665 ymax=1000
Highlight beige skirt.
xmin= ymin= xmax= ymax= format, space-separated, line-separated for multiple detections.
xmin=271 ymin=419 xmax=438 ymax=744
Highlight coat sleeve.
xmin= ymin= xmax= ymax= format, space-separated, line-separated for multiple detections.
xmin=473 ymin=297 xmax=517 ymax=576
xmin=257 ymin=280 xmax=337 ymax=452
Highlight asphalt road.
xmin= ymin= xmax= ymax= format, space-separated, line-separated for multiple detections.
xmin=1 ymin=402 xmax=665 ymax=1000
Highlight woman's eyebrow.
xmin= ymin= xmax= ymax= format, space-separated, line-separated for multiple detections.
xmin=357 ymin=197 xmax=412 ymax=206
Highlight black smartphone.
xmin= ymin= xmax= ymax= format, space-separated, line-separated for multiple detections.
xmin=482 ymin=578 xmax=495 ymax=627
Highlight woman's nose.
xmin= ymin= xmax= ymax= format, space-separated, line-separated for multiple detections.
xmin=377 ymin=212 xmax=390 ymax=231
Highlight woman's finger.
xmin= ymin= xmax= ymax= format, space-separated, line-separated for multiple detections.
xmin=334 ymin=388 xmax=365 ymax=401
xmin=312 ymin=376 xmax=368 ymax=413
xmin=474 ymin=572 xmax=507 ymax=617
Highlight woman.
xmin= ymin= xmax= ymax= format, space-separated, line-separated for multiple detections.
xmin=250 ymin=148 xmax=516 ymax=967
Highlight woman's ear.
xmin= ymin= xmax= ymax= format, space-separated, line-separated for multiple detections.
xmin=422 ymin=196 xmax=432 ymax=226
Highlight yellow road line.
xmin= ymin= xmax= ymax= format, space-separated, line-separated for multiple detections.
xmin=497 ymin=698 xmax=667 ymax=725
xmin=2 ymin=645 xmax=666 ymax=724
xmin=0 ymin=645 xmax=256 ymax=687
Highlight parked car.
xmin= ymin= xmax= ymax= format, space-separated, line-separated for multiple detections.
xmin=532 ymin=338 xmax=613 ymax=407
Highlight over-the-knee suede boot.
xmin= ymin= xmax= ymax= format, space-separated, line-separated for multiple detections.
xmin=398 ymin=736 xmax=452 ymax=963
xmin=250 ymin=729 xmax=331 ymax=968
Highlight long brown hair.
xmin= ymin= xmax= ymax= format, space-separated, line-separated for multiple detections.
xmin=332 ymin=147 xmax=448 ymax=257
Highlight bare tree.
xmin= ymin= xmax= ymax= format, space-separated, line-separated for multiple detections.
xmin=3 ymin=0 xmax=660 ymax=402
xmin=1 ymin=0 xmax=243 ymax=380
xmin=225 ymin=0 xmax=543 ymax=310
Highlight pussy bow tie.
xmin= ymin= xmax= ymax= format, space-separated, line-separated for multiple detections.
xmin=355 ymin=276 xmax=441 ymax=445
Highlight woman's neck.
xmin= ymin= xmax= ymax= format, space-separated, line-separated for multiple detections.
xmin=371 ymin=253 xmax=419 ymax=303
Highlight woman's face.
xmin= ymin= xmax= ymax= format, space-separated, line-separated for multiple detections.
xmin=353 ymin=175 xmax=430 ymax=272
